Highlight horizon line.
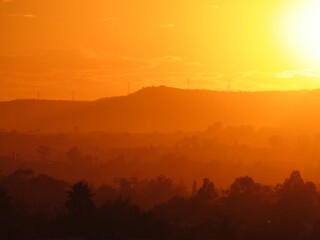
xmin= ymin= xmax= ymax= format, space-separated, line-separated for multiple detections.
xmin=0 ymin=85 xmax=317 ymax=102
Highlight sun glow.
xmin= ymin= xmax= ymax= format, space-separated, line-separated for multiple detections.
xmin=281 ymin=0 xmax=320 ymax=64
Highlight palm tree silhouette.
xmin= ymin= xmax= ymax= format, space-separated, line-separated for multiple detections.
xmin=65 ymin=181 xmax=95 ymax=217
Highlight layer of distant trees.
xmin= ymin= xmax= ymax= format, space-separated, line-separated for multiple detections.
xmin=1 ymin=169 xmax=320 ymax=239
xmin=1 ymin=123 xmax=320 ymax=188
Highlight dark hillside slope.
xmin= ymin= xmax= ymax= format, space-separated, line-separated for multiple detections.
xmin=0 ymin=86 xmax=318 ymax=133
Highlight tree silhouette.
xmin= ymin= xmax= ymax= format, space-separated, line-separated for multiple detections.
xmin=7 ymin=168 xmax=34 ymax=181
xmin=273 ymin=171 xmax=318 ymax=240
xmin=192 ymin=180 xmax=197 ymax=197
xmin=276 ymin=170 xmax=317 ymax=210
xmin=66 ymin=181 xmax=95 ymax=217
xmin=196 ymin=178 xmax=217 ymax=201
xmin=65 ymin=181 xmax=95 ymax=237
xmin=226 ymin=176 xmax=272 ymax=239
xmin=97 ymin=198 xmax=150 ymax=239
xmin=230 ymin=176 xmax=254 ymax=193
xmin=0 ymin=186 xmax=14 ymax=238
xmin=36 ymin=145 xmax=50 ymax=162
xmin=0 ymin=186 xmax=11 ymax=213
xmin=66 ymin=146 xmax=81 ymax=165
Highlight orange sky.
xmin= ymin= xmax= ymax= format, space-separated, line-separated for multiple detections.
xmin=1 ymin=0 xmax=320 ymax=100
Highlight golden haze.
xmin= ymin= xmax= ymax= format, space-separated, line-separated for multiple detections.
xmin=1 ymin=0 xmax=320 ymax=100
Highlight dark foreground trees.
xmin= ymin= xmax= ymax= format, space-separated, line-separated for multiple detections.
xmin=2 ymin=170 xmax=320 ymax=239
xmin=0 ymin=186 xmax=14 ymax=236
xmin=64 ymin=181 xmax=96 ymax=237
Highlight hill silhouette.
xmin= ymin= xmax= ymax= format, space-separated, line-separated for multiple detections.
xmin=0 ymin=86 xmax=319 ymax=133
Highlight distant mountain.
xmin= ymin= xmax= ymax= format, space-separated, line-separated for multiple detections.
xmin=0 ymin=86 xmax=319 ymax=133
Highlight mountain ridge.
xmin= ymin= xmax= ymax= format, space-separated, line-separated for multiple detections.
xmin=0 ymin=86 xmax=319 ymax=133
